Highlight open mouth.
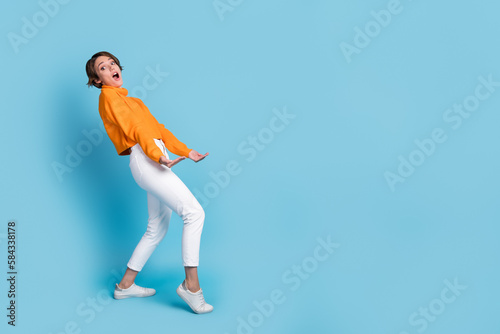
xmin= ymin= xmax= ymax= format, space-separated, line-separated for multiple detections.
xmin=112 ymin=72 xmax=120 ymax=80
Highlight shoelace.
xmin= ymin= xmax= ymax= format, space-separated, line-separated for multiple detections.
xmin=132 ymin=285 xmax=150 ymax=294
xmin=197 ymin=290 xmax=207 ymax=306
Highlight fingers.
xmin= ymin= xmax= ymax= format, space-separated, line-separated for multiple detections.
xmin=172 ymin=157 xmax=186 ymax=166
xmin=185 ymin=151 xmax=209 ymax=163
xmin=194 ymin=152 xmax=209 ymax=162
xmin=165 ymin=156 xmax=186 ymax=168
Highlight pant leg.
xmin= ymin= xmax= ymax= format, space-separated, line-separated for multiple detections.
xmin=127 ymin=192 xmax=172 ymax=271
xmin=128 ymin=142 xmax=205 ymax=267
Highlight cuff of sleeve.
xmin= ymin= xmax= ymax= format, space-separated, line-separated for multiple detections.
xmin=149 ymin=149 xmax=163 ymax=164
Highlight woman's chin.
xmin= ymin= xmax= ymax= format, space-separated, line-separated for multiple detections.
xmin=108 ymin=81 xmax=123 ymax=88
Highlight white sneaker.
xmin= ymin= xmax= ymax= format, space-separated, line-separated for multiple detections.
xmin=113 ymin=283 xmax=156 ymax=299
xmin=176 ymin=281 xmax=214 ymax=314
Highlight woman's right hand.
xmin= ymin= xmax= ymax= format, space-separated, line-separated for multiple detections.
xmin=159 ymin=155 xmax=186 ymax=168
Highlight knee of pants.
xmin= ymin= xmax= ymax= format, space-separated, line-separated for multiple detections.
xmin=143 ymin=223 xmax=168 ymax=246
xmin=182 ymin=205 xmax=205 ymax=227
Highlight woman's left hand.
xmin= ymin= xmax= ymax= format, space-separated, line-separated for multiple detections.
xmin=188 ymin=150 xmax=209 ymax=162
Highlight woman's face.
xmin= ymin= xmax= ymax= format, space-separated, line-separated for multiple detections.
xmin=94 ymin=56 xmax=123 ymax=88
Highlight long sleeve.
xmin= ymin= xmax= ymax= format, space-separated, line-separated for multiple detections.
xmin=159 ymin=124 xmax=192 ymax=157
xmin=100 ymin=90 xmax=164 ymax=163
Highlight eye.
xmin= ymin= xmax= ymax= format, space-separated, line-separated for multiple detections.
xmin=100 ymin=66 xmax=106 ymax=71
xmin=111 ymin=61 xmax=115 ymax=65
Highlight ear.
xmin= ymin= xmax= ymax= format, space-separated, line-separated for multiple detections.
xmin=94 ymin=78 xmax=101 ymax=84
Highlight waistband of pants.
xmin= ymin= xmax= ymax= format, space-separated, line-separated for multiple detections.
xmin=130 ymin=139 xmax=168 ymax=159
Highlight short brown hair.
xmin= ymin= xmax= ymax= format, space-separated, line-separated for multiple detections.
xmin=85 ymin=51 xmax=123 ymax=88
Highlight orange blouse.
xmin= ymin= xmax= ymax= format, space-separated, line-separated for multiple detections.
xmin=98 ymin=85 xmax=191 ymax=163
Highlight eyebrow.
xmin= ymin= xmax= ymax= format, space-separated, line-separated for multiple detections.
xmin=96 ymin=58 xmax=112 ymax=69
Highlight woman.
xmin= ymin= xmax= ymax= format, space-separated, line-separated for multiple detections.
xmin=85 ymin=51 xmax=213 ymax=314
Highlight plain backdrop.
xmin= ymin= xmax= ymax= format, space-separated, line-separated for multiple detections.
xmin=1 ymin=0 xmax=500 ymax=333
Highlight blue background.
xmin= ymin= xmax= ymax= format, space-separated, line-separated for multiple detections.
xmin=1 ymin=0 xmax=499 ymax=333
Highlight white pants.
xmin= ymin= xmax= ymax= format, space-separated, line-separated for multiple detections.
xmin=126 ymin=139 xmax=204 ymax=270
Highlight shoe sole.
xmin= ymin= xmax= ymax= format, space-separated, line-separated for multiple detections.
xmin=114 ymin=292 xmax=156 ymax=300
